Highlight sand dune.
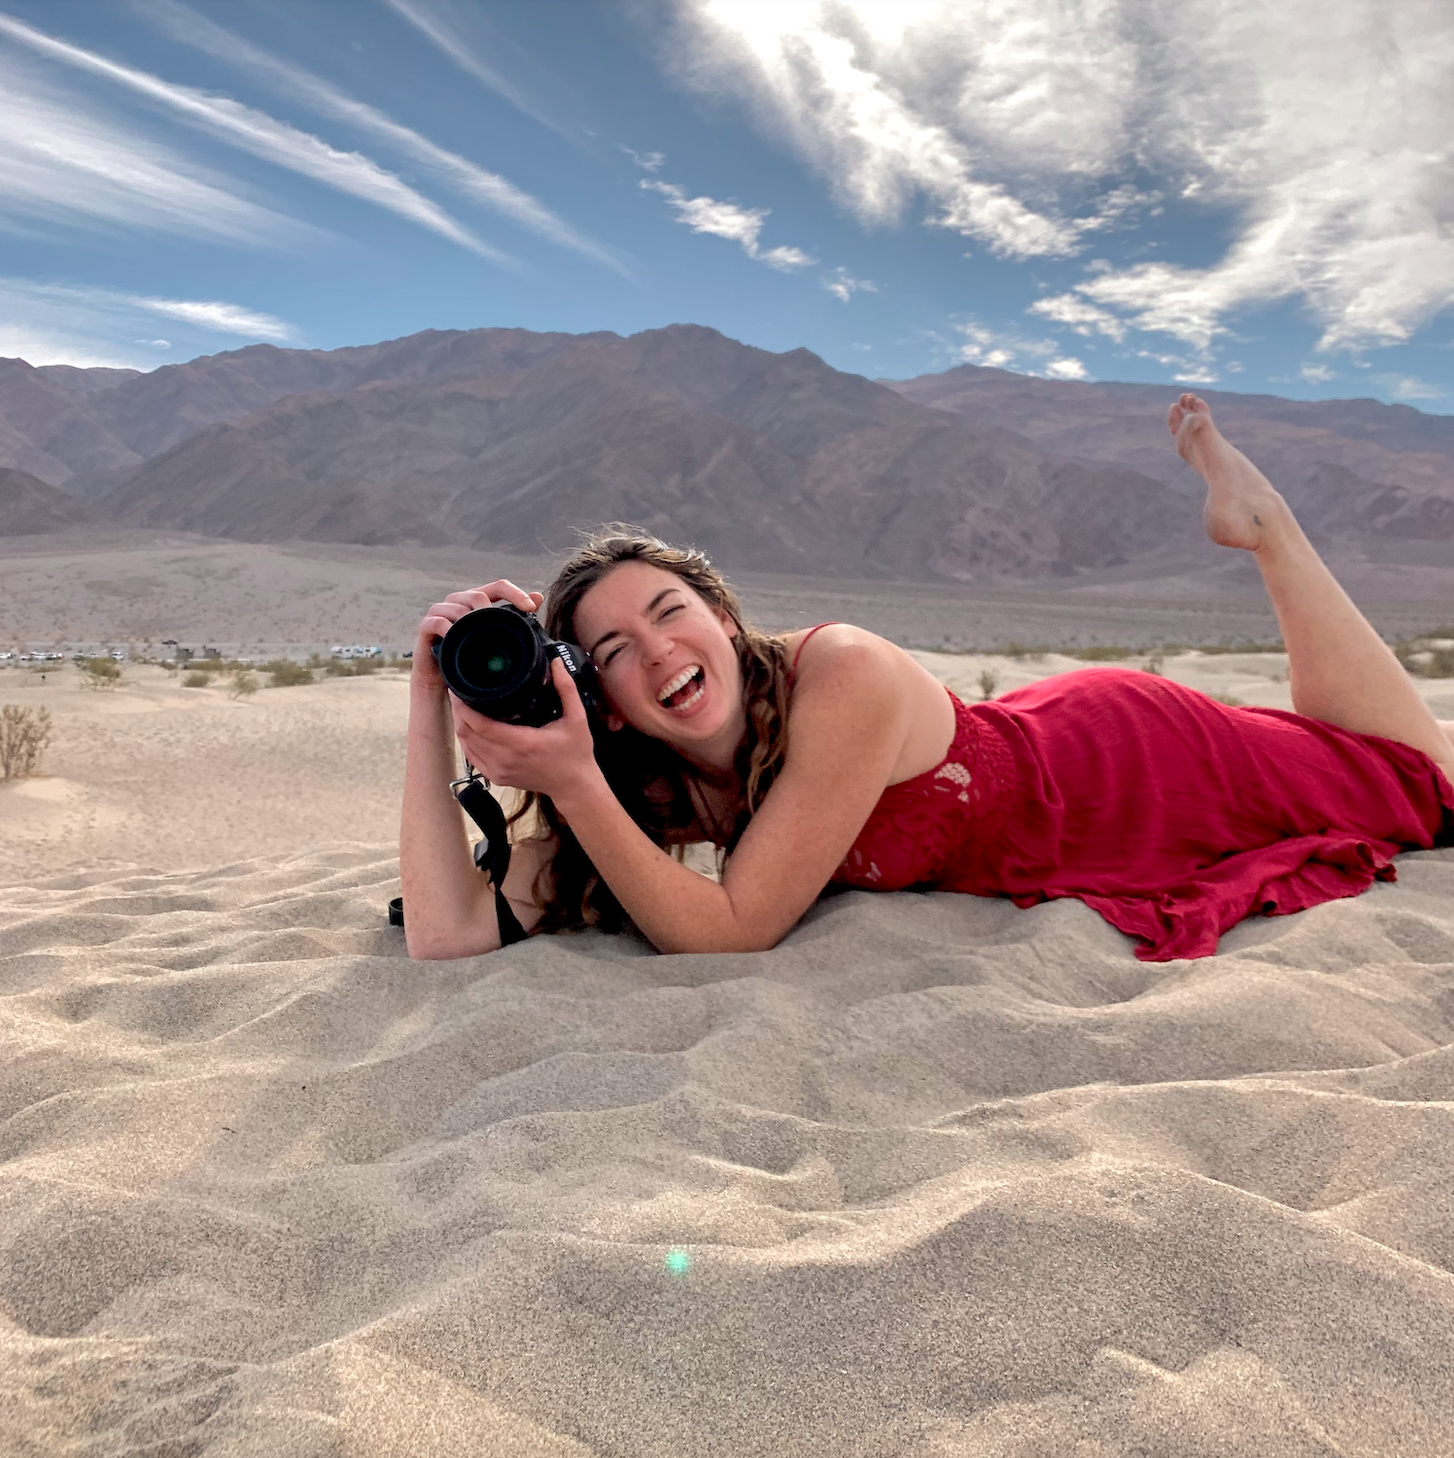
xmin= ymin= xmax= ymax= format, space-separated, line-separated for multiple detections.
xmin=5 ymin=847 xmax=1454 ymax=1453
xmin=5 ymin=655 xmax=1454 ymax=1453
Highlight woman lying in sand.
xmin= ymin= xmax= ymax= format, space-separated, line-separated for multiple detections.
xmin=400 ymin=394 xmax=1454 ymax=963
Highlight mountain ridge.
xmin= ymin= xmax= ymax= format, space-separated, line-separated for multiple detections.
xmin=2 ymin=326 xmax=1449 ymax=579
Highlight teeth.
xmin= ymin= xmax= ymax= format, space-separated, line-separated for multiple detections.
xmin=658 ymin=665 xmax=701 ymax=703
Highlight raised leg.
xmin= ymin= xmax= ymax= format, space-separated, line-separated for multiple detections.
xmin=1169 ymin=393 xmax=1454 ymax=777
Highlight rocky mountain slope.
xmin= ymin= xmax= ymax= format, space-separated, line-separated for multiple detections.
xmin=0 ymin=466 xmax=97 ymax=534
xmin=889 ymin=365 xmax=1454 ymax=557
xmin=1 ymin=326 xmax=1449 ymax=579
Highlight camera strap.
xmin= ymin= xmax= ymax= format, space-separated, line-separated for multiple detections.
xmin=387 ymin=766 xmax=529 ymax=947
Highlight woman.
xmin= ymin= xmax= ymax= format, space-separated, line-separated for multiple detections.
xmin=400 ymin=395 xmax=1454 ymax=962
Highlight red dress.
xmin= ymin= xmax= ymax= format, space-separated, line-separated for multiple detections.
xmin=812 ymin=635 xmax=1453 ymax=961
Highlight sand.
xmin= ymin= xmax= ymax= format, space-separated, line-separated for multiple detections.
xmin=7 ymin=528 xmax=1454 ymax=657
xmin=5 ymin=641 xmax=1454 ymax=1452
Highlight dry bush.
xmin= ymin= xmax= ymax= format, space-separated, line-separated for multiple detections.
xmin=229 ymin=670 xmax=259 ymax=699
xmin=0 ymin=704 xmax=52 ymax=779
xmin=1067 ymin=645 xmax=1135 ymax=662
xmin=78 ymin=657 xmax=121 ymax=690
xmin=264 ymin=659 xmax=313 ymax=688
xmin=1396 ymin=639 xmax=1454 ymax=678
xmin=182 ymin=671 xmax=211 ymax=688
xmin=977 ymin=667 xmax=1000 ymax=701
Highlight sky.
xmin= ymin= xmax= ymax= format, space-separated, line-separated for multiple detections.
xmin=1 ymin=0 xmax=1452 ymax=406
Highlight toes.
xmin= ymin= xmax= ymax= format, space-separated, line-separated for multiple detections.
xmin=1167 ymin=401 xmax=1184 ymax=434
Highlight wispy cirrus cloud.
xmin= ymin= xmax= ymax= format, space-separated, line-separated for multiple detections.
xmin=377 ymin=0 xmax=574 ymax=141
xmin=0 ymin=53 xmax=308 ymax=247
xmin=674 ymin=0 xmax=1454 ymax=359
xmin=949 ymin=318 xmax=1087 ymax=381
xmin=0 ymin=10 xmax=512 ymax=265
xmin=140 ymin=0 xmax=622 ymax=272
xmin=821 ymin=266 xmax=878 ymax=302
xmin=0 ymin=276 xmax=296 ymax=368
xmin=641 ymin=179 xmax=815 ymax=270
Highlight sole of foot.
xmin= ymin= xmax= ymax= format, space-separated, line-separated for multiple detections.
xmin=1167 ymin=391 xmax=1284 ymax=552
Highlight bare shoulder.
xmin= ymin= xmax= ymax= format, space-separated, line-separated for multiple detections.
xmin=784 ymin=623 xmax=918 ymax=697
xmin=782 ymin=624 xmax=956 ymax=783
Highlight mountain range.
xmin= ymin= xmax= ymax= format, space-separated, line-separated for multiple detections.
xmin=1 ymin=325 xmax=1450 ymax=581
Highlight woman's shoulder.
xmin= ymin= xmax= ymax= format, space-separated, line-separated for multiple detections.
xmin=782 ymin=621 xmax=887 ymax=665
xmin=784 ymin=622 xmax=905 ymax=680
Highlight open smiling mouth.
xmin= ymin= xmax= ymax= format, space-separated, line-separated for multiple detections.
xmin=658 ymin=665 xmax=706 ymax=711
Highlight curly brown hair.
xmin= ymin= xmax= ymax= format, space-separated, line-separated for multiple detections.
xmin=511 ymin=526 xmax=791 ymax=933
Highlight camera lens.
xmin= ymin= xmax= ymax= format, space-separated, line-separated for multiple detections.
xmin=435 ymin=604 xmax=553 ymax=721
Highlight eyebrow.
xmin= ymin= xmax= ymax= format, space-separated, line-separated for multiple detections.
xmin=587 ymin=587 xmax=682 ymax=659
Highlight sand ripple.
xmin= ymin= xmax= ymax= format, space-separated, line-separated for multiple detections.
xmin=3 ymin=848 xmax=1454 ymax=1454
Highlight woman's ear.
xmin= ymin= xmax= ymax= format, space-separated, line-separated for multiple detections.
xmin=604 ymin=711 xmax=626 ymax=732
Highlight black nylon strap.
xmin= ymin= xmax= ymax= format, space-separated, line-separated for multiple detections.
xmin=388 ymin=772 xmax=528 ymax=947
xmin=455 ymin=776 xmax=529 ymax=946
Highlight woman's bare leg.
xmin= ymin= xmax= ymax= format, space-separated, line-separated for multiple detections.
xmin=1169 ymin=393 xmax=1454 ymax=777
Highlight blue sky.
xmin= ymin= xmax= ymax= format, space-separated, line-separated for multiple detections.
xmin=1 ymin=0 xmax=1451 ymax=405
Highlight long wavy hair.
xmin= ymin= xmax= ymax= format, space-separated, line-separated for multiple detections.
xmin=511 ymin=527 xmax=791 ymax=933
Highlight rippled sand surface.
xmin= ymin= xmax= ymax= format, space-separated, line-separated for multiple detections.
xmin=4 ymin=843 xmax=1454 ymax=1454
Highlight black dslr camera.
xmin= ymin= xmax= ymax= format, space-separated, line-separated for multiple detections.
xmin=432 ymin=602 xmax=597 ymax=725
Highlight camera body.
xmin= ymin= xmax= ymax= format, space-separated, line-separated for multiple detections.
xmin=432 ymin=602 xmax=598 ymax=726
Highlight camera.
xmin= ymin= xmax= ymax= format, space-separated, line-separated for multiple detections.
xmin=432 ymin=602 xmax=597 ymax=726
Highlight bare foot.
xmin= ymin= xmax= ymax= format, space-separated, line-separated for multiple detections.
xmin=1167 ymin=392 xmax=1286 ymax=552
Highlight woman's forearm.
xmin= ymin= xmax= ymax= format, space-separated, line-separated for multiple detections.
xmin=553 ymin=772 xmax=756 ymax=953
xmin=399 ymin=683 xmax=497 ymax=958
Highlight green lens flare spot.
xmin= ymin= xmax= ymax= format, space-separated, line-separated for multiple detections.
xmin=485 ymin=655 xmax=509 ymax=675
xmin=664 ymin=1249 xmax=691 ymax=1276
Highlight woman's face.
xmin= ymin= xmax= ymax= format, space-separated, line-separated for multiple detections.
xmin=572 ymin=560 xmax=744 ymax=763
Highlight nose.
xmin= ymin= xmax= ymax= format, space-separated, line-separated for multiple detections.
xmin=639 ymin=622 xmax=676 ymax=667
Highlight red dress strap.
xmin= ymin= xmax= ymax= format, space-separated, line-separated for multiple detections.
xmin=788 ymin=622 xmax=838 ymax=689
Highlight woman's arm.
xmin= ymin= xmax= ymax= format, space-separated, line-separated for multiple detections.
xmin=398 ymin=581 xmax=553 ymax=960
xmin=455 ymin=630 xmax=916 ymax=954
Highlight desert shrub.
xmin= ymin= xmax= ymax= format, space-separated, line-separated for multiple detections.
xmin=0 ymin=704 xmax=52 ymax=778
xmin=326 ymin=658 xmax=380 ymax=677
xmin=977 ymin=667 xmax=1000 ymax=701
xmin=1003 ymin=642 xmax=1049 ymax=661
xmin=264 ymin=659 xmax=313 ymax=688
xmin=1196 ymin=641 xmax=1284 ymax=655
xmin=1142 ymin=653 xmax=1165 ymax=676
xmin=182 ymin=670 xmax=211 ymax=688
xmin=229 ymin=669 xmax=259 ymax=699
xmin=388 ymin=654 xmax=414 ymax=671
xmin=1067 ymin=646 xmax=1134 ymax=662
xmin=1209 ymin=692 xmax=1245 ymax=707
xmin=78 ymin=657 xmax=121 ymax=690
xmin=1395 ymin=641 xmax=1454 ymax=678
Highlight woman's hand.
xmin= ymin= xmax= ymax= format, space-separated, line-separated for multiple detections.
xmin=412 ymin=579 xmax=544 ymax=694
xmin=451 ymin=658 xmax=601 ymax=804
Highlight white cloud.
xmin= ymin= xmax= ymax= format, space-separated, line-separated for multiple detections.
xmin=0 ymin=53 xmax=309 ymax=246
xmin=1044 ymin=357 xmax=1088 ymax=381
xmin=641 ymin=179 xmax=816 ymax=270
xmin=674 ymin=0 xmax=1454 ymax=354
xmin=822 ymin=266 xmax=879 ymax=301
xmin=377 ymin=0 xmax=573 ymax=140
xmin=950 ymin=319 xmax=1062 ymax=372
xmin=1028 ymin=293 xmax=1125 ymax=342
xmin=142 ymin=1 xmax=622 ymax=271
xmin=0 ymin=276 xmax=296 ymax=367
xmin=0 ymin=11 xmax=510 ymax=264
xmin=621 ymin=146 xmax=666 ymax=172
xmin=1376 ymin=374 xmax=1443 ymax=401
xmin=1300 ymin=362 xmax=1335 ymax=383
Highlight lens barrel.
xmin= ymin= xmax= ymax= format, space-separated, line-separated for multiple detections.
xmin=432 ymin=603 xmax=594 ymax=725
